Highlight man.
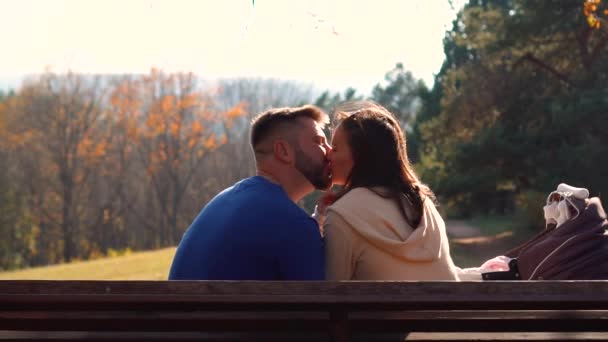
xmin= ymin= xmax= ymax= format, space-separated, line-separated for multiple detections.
xmin=169 ymin=105 xmax=332 ymax=280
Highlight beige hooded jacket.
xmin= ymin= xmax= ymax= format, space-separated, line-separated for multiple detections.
xmin=324 ymin=187 xmax=460 ymax=280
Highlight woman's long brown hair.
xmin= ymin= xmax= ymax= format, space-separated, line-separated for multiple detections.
xmin=333 ymin=102 xmax=434 ymax=229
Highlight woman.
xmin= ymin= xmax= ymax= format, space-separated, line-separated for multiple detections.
xmin=321 ymin=102 xmax=460 ymax=280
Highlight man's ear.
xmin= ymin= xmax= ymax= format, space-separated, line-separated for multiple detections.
xmin=273 ymin=139 xmax=294 ymax=164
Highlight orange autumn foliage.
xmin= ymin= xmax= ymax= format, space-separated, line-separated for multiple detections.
xmin=223 ymin=102 xmax=247 ymax=129
xmin=584 ymin=0 xmax=607 ymax=29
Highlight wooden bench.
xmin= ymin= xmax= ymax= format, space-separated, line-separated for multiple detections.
xmin=2 ymin=280 xmax=608 ymax=341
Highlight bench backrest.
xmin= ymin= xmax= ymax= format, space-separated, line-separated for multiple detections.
xmin=3 ymin=280 xmax=608 ymax=310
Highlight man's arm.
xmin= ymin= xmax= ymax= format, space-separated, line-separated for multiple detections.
xmin=277 ymin=218 xmax=325 ymax=280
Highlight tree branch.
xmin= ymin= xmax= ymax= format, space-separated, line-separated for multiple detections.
xmin=513 ymin=52 xmax=575 ymax=87
xmin=577 ymin=25 xmax=592 ymax=69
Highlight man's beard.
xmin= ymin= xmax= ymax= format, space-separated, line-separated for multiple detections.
xmin=294 ymin=148 xmax=331 ymax=190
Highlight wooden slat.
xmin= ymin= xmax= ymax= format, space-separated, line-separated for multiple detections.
xmin=3 ymin=280 xmax=608 ymax=340
xmin=3 ymin=280 xmax=608 ymax=296
xmin=1 ymin=310 xmax=608 ymax=332
xmin=2 ymin=310 xmax=607 ymax=321
xmin=2 ymin=281 xmax=608 ymax=310
xmin=2 ymin=331 xmax=608 ymax=342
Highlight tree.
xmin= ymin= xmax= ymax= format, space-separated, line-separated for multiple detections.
xmin=1 ymin=72 xmax=109 ymax=262
xmin=117 ymin=70 xmax=246 ymax=248
xmin=0 ymin=90 xmax=36 ymax=270
xmin=370 ymin=63 xmax=423 ymax=131
xmin=416 ymin=0 xmax=608 ymax=219
xmin=314 ymin=87 xmax=362 ymax=115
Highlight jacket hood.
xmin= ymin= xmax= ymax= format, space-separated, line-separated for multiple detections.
xmin=326 ymin=187 xmax=448 ymax=262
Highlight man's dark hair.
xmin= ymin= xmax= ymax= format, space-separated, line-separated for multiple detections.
xmin=250 ymin=105 xmax=328 ymax=155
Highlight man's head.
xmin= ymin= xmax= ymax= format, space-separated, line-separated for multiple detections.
xmin=250 ymin=105 xmax=332 ymax=191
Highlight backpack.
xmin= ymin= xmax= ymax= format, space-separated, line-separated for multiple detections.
xmin=483 ymin=197 xmax=608 ymax=280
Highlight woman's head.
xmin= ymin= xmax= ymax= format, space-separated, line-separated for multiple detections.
xmin=330 ymin=102 xmax=413 ymax=188
xmin=329 ymin=101 xmax=433 ymax=228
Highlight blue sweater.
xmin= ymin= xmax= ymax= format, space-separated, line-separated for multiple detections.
xmin=169 ymin=176 xmax=324 ymax=280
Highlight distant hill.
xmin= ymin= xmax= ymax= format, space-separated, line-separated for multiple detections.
xmin=0 ymin=247 xmax=176 ymax=280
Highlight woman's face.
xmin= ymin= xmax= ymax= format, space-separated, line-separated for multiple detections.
xmin=329 ymin=124 xmax=354 ymax=186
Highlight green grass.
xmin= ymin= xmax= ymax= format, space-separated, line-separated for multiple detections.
xmin=0 ymin=247 xmax=176 ymax=280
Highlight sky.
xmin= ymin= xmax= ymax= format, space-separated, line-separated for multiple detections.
xmin=0 ymin=0 xmax=464 ymax=95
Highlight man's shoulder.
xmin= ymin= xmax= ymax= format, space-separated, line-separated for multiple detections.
xmin=214 ymin=177 xmax=280 ymax=201
xmin=216 ymin=177 xmax=311 ymax=218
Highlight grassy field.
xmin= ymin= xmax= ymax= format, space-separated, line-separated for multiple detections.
xmin=0 ymin=215 xmax=537 ymax=279
xmin=0 ymin=248 xmax=176 ymax=280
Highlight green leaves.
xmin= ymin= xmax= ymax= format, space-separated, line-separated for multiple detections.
xmin=412 ymin=0 xmax=608 ymax=221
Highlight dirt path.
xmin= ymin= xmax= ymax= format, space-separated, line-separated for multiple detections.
xmin=445 ymin=219 xmax=482 ymax=238
xmin=445 ymin=219 xmax=522 ymax=268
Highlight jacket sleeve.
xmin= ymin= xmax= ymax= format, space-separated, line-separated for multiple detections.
xmin=324 ymin=211 xmax=356 ymax=280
